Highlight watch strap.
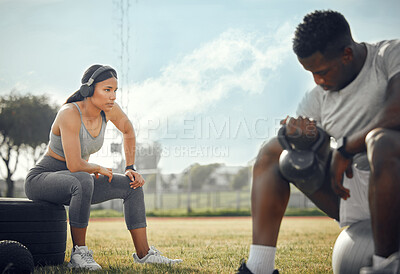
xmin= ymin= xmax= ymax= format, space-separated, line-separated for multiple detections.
xmin=125 ymin=165 xmax=136 ymax=171
xmin=337 ymin=137 xmax=354 ymax=159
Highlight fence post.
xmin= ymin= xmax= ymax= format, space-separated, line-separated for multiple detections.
xmin=155 ymin=169 xmax=162 ymax=210
xmin=187 ymin=172 xmax=192 ymax=213
xmin=236 ymin=190 xmax=241 ymax=211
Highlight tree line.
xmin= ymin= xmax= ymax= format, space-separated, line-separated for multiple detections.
xmin=142 ymin=163 xmax=251 ymax=192
xmin=0 ymin=93 xmax=251 ymax=197
xmin=0 ymin=93 xmax=58 ymax=197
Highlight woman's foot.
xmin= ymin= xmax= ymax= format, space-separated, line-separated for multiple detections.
xmin=67 ymin=245 xmax=102 ymax=270
xmin=133 ymin=246 xmax=182 ymax=264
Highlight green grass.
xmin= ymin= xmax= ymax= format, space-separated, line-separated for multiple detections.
xmin=143 ymin=190 xmax=252 ymax=211
xmin=33 ymin=217 xmax=342 ymax=273
xmin=89 ymin=207 xmax=326 ymax=218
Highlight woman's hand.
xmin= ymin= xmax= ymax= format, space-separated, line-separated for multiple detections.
xmin=94 ymin=166 xmax=113 ymax=183
xmin=330 ymin=150 xmax=353 ymax=200
xmin=125 ymin=169 xmax=145 ymax=189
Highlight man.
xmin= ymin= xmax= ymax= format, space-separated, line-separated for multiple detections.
xmin=237 ymin=10 xmax=400 ymax=274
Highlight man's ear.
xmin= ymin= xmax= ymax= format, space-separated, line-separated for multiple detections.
xmin=342 ymin=47 xmax=354 ymax=64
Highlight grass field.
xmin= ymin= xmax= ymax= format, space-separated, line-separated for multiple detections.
xmin=34 ymin=217 xmax=342 ymax=273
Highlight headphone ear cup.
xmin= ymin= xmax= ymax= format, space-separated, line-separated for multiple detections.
xmin=79 ymin=84 xmax=92 ymax=98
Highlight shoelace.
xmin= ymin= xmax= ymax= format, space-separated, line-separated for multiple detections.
xmin=150 ymin=246 xmax=162 ymax=256
xmin=149 ymin=246 xmax=173 ymax=263
xmin=81 ymin=250 xmax=96 ymax=264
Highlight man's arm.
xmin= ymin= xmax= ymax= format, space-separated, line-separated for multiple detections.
xmin=330 ymin=72 xmax=400 ymax=199
xmin=346 ymin=72 xmax=400 ymax=154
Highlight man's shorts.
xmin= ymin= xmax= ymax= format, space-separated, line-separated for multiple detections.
xmin=339 ymin=165 xmax=371 ymax=227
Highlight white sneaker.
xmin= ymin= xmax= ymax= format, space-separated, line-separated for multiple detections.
xmin=133 ymin=246 xmax=182 ymax=264
xmin=360 ymin=252 xmax=400 ymax=274
xmin=67 ymin=245 xmax=102 ymax=270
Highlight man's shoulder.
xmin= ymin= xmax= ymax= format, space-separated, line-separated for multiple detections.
xmin=365 ymin=39 xmax=400 ymax=78
xmin=365 ymin=39 xmax=400 ymax=55
xmin=365 ymin=39 xmax=399 ymax=46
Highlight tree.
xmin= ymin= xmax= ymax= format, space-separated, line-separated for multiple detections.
xmin=182 ymin=163 xmax=222 ymax=191
xmin=231 ymin=166 xmax=251 ymax=190
xmin=0 ymin=93 xmax=58 ymax=197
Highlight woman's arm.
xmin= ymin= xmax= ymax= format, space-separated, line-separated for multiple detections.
xmin=107 ymin=103 xmax=145 ymax=188
xmin=107 ymin=103 xmax=136 ymax=166
xmin=58 ymin=105 xmax=113 ymax=181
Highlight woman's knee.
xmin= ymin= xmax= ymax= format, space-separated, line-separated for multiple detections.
xmin=126 ymin=182 xmax=145 ymax=201
xmin=71 ymin=172 xmax=94 ymax=197
xmin=109 ymin=174 xmax=143 ymax=200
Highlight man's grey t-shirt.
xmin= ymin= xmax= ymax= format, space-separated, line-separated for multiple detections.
xmin=296 ymin=40 xmax=400 ymax=170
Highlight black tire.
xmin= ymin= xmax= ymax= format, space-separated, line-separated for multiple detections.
xmin=0 ymin=198 xmax=67 ymax=266
xmin=0 ymin=240 xmax=34 ymax=274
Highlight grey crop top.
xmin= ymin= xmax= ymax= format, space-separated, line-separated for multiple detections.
xmin=48 ymin=102 xmax=107 ymax=160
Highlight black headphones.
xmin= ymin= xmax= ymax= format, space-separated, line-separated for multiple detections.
xmin=79 ymin=66 xmax=116 ymax=98
xmin=277 ymin=125 xmax=327 ymax=195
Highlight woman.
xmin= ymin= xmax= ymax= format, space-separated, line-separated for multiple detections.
xmin=25 ymin=64 xmax=182 ymax=270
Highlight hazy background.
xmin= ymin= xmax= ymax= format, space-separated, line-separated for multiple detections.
xmin=1 ymin=0 xmax=399 ymax=178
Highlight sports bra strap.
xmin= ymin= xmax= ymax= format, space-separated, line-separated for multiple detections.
xmin=71 ymin=102 xmax=82 ymax=119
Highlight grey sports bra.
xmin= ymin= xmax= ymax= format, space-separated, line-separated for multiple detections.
xmin=48 ymin=102 xmax=107 ymax=160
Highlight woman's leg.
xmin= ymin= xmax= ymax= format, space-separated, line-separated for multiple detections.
xmin=71 ymin=227 xmax=88 ymax=247
xmin=129 ymin=228 xmax=149 ymax=258
xmin=91 ymin=173 xmax=182 ymax=264
xmin=91 ymin=173 xmax=149 ymax=256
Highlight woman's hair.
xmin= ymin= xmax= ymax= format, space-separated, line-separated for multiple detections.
xmin=292 ymin=10 xmax=353 ymax=59
xmin=65 ymin=64 xmax=118 ymax=104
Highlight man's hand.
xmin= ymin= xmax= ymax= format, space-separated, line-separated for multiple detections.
xmin=281 ymin=116 xmax=319 ymax=149
xmin=330 ymin=150 xmax=353 ymax=200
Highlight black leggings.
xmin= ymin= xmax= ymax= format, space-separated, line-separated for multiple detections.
xmin=25 ymin=156 xmax=146 ymax=230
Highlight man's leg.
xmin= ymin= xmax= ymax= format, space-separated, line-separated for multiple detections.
xmin=243 ymin=138 xmax=340 ymax=274
xmin=244 ymin=138 xmax=290 ymax=274
xmin=252 ymin=138 xmax=291 ymax=247
xmin=366 ymin=128 xmax=400 ymax=259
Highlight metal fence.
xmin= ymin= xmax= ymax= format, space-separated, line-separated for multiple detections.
xmin=92 ymin=189 xmax=317 ymax=212
xmin=5 ymin=178 xmax=317 ymax=212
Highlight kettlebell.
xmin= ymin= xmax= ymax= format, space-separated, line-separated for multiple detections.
xmin=277 ymin=125 xmax=327 ymax=195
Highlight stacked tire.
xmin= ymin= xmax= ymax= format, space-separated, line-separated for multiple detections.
xmin=0 ymin=198 xmax=67 ymax=266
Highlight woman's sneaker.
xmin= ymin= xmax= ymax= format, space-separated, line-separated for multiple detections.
xmin=133 ymin=246 xmax=182 ymax=264
xmin=67 ymin=245 xmax=102 ymax=270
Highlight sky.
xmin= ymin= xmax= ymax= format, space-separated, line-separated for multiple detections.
xmin=1 ymin=0 xmax=399 ymax=178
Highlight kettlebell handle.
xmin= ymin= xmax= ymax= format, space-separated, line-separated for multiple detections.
xmin=277 ymin=125 xmax=326 ymax=152
xmin=277 ymin=126 xmax=291 ymax=150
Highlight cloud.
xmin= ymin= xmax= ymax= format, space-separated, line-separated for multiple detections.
xmin=126 ymin=25 xmax=293 ymax=140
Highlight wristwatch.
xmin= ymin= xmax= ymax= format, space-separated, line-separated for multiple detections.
xmin=336 ymin=137 xmax=354 ymax=159
xmin=125 ymin=165 xmax=136 ymax=171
